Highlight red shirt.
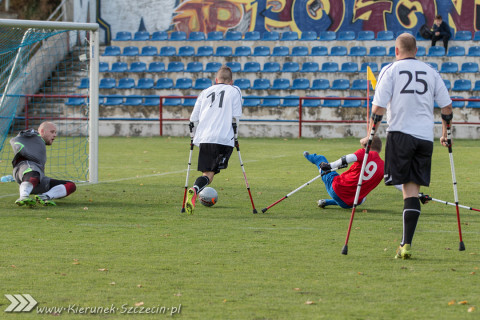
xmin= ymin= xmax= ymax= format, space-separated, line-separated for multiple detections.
xmin=332 ymin=148 xmax=384 ymax=206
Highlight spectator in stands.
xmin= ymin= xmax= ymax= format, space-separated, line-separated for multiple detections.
xmin=10 ymin=122 xmax=76 ymax=207
xmin=431 ymin=15 xmax=451 ymax=52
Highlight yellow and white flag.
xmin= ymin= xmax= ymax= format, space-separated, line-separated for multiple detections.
xmin=366 ymin=66 xmax=377 ymax=90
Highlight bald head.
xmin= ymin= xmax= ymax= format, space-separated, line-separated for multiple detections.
xmin=216 ymin=66 xmax=233 ymax=85
xmin=395 ymin=33 xmax=417 ymax=59
xmin=38 ymin=122 xmax=57 ymax=145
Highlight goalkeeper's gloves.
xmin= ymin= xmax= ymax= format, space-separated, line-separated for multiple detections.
xmin=320 ymin=162 xmax=332 ymax=171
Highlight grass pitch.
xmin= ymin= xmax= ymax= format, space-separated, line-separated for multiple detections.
xmin=0 ymin=136 xmax=479 ymax=319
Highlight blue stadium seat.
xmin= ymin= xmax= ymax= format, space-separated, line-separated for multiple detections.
xmin=330 ymin=46 xmax=347 ymax=56
xmin=300 ymin=31 xmax=317 ymax=40
xmin=351 ymin=79 xmax=368 ymax=91
xmin=117 ymin=78 xmax=135 ymax=89
xmin=443 ymin=79 xmax=451 ymax=90
xmin=122 ymin=46 xmax=139 ymax=56
xmin=318 ymin=31 xmax=335 ymax=41
xmin=291 ymin=78 xmax=310 ymax=90
xmin=111 ymin=62 xmax=128 ymax=72
xmin=342 ymin=97 xmax=363 ymax=108
xmin=215 ymin=46 xmax=232 ymax=56
xmin=302 ymin=62 xmax=319 ymax=72
xmin=415 ymin=31 xmax=427 ymax=41
xmin=65 ymin=96 xmax=85 ymax=106
xmin=331 ymin=79 xmax=350 ymax=90
xmin=225 ymin=61 xmax=241 ymax=72
xmin=243 ymin=96 xmax=261 ymax=107
xmin=473 ymin=81 xmax=480 ymax=91
xmin=467 ymin=96 xmax=480 ymax=108
xmin=170 ymin=31 xmax=187 ymax=41
xmin=303 ymin=96 xmax=321 ymax=107
xmin=182 ymin=97 xmax=197 ymax=107
xmin=102 ymin=46 xmax=121 ymax=56
xmin=341 ymin=62 xmax=358 ymax=73
xmin=357 ymin=30 xmax=375 ymax=40
xmin=360 ymin=62 xmax=378 ymax=72
xmin=320 ymin=62 xmax=338 ymax=72
xmin=416 ymin=46 xmax=426 ymax=56
xmin=369 ymin=46 xmax=386 ymax=56
xmin=207 ymin=31 xmax=223 ymax=40
xmin=311 ymin=79 xmax=329 ymax=90
xmin=387 ymin=46 xmax=395 ymax=56
xmin=99 ymin=62 xmax=109 ymax=72
xmin=175 ymin=78 xmax=193 ymax=89
xmin=452 ymin=79 xmax=472 ymax=91
xmin=474 ymin=31 xmax=480 ymax=41
xmin=178 ymin=46 xmax=195 ymax=56
xmin=163 ymin=96 xmax=182 ymax=106
xmin=460 ymin=62 xmax=479 ymax=73
xmin=282 ymin=95 xmax=300 ymax=107
xmin=124 ymin=95 xmax=143 ymax=106
xmin=225 ymin=31 xmax=242 ymax=41
xmin=234 ymin=46 xmax=251 ymax=56
xmin=311 ymin=46 xmax=328 ymax=56
xmin=281 ymin=31 xmax=298 ymax=41
xmin=291 ymin=46 xmax=308 ymax=56
xmin=262 ymin=31 xmax=279 ymax=41
xmin=140 ymin=46 xmax=158 ymax=56
xmin=447 ymin=46 xmax=465 ymax=56
xmin=148 ymin=62 xmax=165 ymax=72
xmin=114 ymin=31 xmax=132 ymax=41
xmin=451 ymin=96 xmax=465 ymax=108
xmin=428 ymin=46 xmax=445 ymax=56
xmin=272 ymin=78 xmax=290 ymax=90
xmin=454 ymin=31 xmax=472 ymax=40
xmin=282 ymin=62 xmax=300 ymax=72
xmin=136 ymin=78 xmax=154 ymax=89
xmin=261 ymin=96 xmax=281 ymax=107
xmin=252 ymin=79 xmax=270 ymax=90
xmin=78 ymin=78 xmax=89 ymax=89
xmin=193 ymin=78 xmax=212 ymax=90
xmin=130 ymin=62 xmax=147 ymax=72
xmin=133 ymin=31 xmax=150 ymax=41
xmin=349 ymin=46 xmax=367 ymax=56
xmin=272 ymin=46 xmax=289 ymax=56
xmin=144 ymin=95 xmax=160 ymax=106
xmin=376 ymin=30 xmax=394 ymax=40
xmin=99 ymin=78 xmax=116 ymax=89
xmin=440 ymin=62 xmax=458 ymax=73
xmin=159 ymin=46 xmax=176 ymax=56
xmin=263 ymin=62 xmax=280 ymax=72
xmin=337 ymin=31 xmax=355 ymax=41
xmin=243 ymin=61 xmax=261 ymax=72
xmin=196 ymin=46 xmax=214 ymax=56
xmin=167 ymin=61 xmax=184 ymax=72
xmin=381 ymin=62 xmax=391 ymax=69
xmin=151 ymin=31 xmax=168 ymax=40
xmin=244 ymin=31 xmax=260 ymax=40
xmin=426 ymin=62 xmax=438 ymax=70
xmin=468 ymin=46 xmax=480 ymax=56
xmin=322 ymin=96 xmax=341 ymax=107
xmin=104 ymin=95 xmax=124 ymax=106
xmin=155 ymin=78 xmax=174 ymax=89
xmin=396 ymin=30 xmax=413 ymax=37
xmin=188 ymin=31 xmax=205 ymax=41
xmin=186 ymin=61 xmax=203 ymax=72
xmin=233 ymin=78 xmax=251 ymax=90
xmin=253 ymin=46 xmax=270 ymax=56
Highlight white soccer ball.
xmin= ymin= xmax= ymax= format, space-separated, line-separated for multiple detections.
xmin=198 ymin=187 xmax=218 ymax=207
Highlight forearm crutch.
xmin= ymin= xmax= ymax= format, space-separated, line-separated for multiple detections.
xmin=181 ymin=122 xmax=195 ymax=213
xmin=419 ymin=193 xmax=480 ymax=212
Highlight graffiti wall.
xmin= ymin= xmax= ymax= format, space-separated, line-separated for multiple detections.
xmin=97 ymin=0 xmax=480 ymax=42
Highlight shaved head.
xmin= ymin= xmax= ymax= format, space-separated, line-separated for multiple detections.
xmin=38 ymin=121 xmax=57 ymax=145
xmin=216 ymin=66 xmax=233 ymax=85
xmin=395 ymin=33 xmax=417 ymax=58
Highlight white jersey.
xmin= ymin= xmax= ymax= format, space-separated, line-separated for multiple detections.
xmin=372 ymin=58 xmax=452 ymax=141
xmin=190 ymin=83 xmax=242 ymax=147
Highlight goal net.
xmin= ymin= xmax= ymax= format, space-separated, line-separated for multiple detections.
xmin=0 ymin=19 xmax=99 ymax=183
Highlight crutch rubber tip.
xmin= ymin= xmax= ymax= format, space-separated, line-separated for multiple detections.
xmin=253 ymin=209 xmax=258 ymax=214
xmin=341 ymin=245 xmax=348 ymax=255
xmin=181 ymin=208 xmax=185 ymax=213
xmin=459 ymin=241 xmax=466 ymax=251
xmin=261 ymin=208 xmax=268 ymax=213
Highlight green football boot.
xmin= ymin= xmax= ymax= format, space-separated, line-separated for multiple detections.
xmin=395 ymin=244 xmax=412 ymax=260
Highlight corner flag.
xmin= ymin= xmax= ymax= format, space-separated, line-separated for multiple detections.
xmin=366 ymin=66 xmax=377 ymax=89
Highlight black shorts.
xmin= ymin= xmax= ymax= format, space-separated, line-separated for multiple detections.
xmin=384 ymin=131 xmax=433 ymax=186
xmin=197 ymin=143 xmax=234 ymax=174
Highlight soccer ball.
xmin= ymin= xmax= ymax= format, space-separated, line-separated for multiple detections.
xmin=198 ymin=187 xmax=218 ymax=207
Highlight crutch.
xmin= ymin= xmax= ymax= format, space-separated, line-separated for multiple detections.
xmin=181 ymin=122 xmax=195 ymax=213
xmin=233 ymin=121 xmax=257 ymax=214
xmin=419 ymin=193 xmax=480 ymax=212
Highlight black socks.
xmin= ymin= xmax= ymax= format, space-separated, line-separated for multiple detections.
xmin=401 ymin=197 xmax=421 ymax=246
xmin=193 ymin=176 xmax=210 ymax=193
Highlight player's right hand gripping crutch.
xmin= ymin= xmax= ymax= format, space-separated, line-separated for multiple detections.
xmin=342 ymin=113 xmax=382 ymax=255
xmin=181 ymin=122 xmax=195 ymax=213
xmin=443 ymin=113 xmax=465 ymax=251
xmin=233 ymin=120 xmax=258 ymax=214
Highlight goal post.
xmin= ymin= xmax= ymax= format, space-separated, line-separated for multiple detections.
xmin=0 ymin=19 xmax=99 ymax=183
